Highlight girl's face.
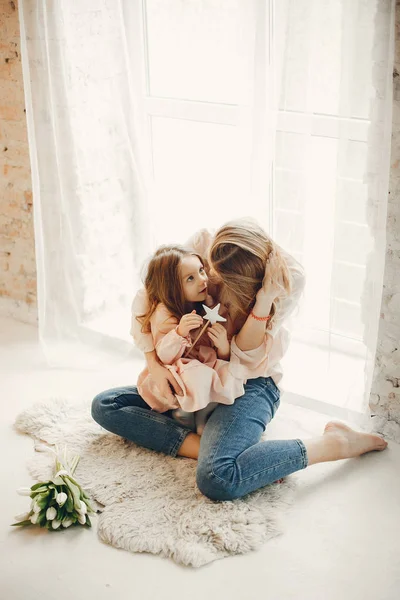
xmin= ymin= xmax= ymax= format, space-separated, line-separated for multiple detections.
xmin=180 ymin=255 xmax=208 ymax=303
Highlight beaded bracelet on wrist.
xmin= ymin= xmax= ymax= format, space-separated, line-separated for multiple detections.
xmin=250 ymin=310 xmax=271 ymax=322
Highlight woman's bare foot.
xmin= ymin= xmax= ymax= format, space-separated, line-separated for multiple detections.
xmin=323 ymin=421 xmax=388 ymax=459
xmin=303 ymin=421 xmax=388 ymax=466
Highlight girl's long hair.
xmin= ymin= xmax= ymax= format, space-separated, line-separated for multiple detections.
xmin=137 ymin=245 xmax=204 ymax=333
xmin=208 ymin=218 xmax=291 ymax=332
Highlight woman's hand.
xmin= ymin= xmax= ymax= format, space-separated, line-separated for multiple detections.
xmin=145 ymin=352 xmax=183 ymax=405
xmin=207 ymin=323 xmax=230 ymax=358
xmin=177 ymin=311 xmax=204 ymax=338
xmin=255 ymin=251 xmax=286 ymax=314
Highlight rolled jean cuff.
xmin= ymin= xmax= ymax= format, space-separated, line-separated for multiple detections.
xmin=295 ymin=438 xmax=308 ymax=468
xmin=169 ymin=427 xmax=192 ymax=457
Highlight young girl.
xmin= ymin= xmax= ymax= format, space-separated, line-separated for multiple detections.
xmin=135 ymin=245 xmax=246 ymax=434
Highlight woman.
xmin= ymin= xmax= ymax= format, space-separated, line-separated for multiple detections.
xmin=91 ymin=219 xmax=388 ymax=501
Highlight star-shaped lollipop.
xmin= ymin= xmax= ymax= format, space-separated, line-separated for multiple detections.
xmin=184 ymin=303 xmax=226 ymax=357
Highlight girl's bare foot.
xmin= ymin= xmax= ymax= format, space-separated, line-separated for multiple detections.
xmin=323 ymin=421 xmax=388 ymax=459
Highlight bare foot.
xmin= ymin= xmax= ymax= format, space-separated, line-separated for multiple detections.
xmin=323 ymin=421 xmax=388 ymax=459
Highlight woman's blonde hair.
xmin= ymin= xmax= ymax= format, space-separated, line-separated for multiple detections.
xmin=137 ymin=245 xmax=204 ymax=333
xmin=208 ymin=218 xmax=291 ymax=331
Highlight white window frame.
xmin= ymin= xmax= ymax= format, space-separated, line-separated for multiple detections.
xmin=123 ymin=0 xmax=269 ymax=232
xmin=123 ymin=0 xmax=373 ymax=419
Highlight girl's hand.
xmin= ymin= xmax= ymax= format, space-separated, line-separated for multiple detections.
xmin=177 ymin=311 xmax=203 ymax=338
xmin=207 ymin=323 xmax=230 ymax=357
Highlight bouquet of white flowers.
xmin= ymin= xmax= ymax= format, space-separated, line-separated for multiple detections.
xmin=12 ymin=445 xmax=94 ymax=531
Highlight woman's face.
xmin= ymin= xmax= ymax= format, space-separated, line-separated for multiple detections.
xmin=208 ymin=263 xmax=222 ymax=284
xmin=180 ymin=255 xmax=208 ymax=303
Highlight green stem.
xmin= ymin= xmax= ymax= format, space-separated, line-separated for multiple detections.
xmin=70 ymin=455 xmax=80 ymax=476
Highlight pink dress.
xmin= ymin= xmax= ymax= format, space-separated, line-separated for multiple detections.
xmin=137 ymin=302 xmax=246 ymax=415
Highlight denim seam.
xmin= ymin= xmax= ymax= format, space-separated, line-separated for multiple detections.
xmin=117 ymin=403 xmax=192 ymax=435
xmin=170 ymin=428 xmax=192 ymax=458
xmin=209 ymin=385 xmax=299 ymax=486
xmin=295 ymin=438 xmax=309 ymax=468
xmin=116 ymin=402 xmax=192 ymax=457
xmin=223 ymin=455 xmax=305 ymax=485
xmin=266 ymin=379 xmax=280 ymax=399
xmin=116 ymin=403 xmax=172 ymax=425
xmin=209 ymin=387 xmax=266 ymax=484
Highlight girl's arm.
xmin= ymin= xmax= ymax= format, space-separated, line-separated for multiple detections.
xmin=154 ymin=318 xmax=192 ymax=365
xmin=152 ymin=307 xmax=203 ymax=365
xmin=216 ymin=344 xmax=230 ymax=361
xmin=206 ymin=322 xmax=231 ymax=360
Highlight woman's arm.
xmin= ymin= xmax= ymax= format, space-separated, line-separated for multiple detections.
xmin=235 ymin=249 xmax=305 ymax=352
xmin=130 ymin=288 xmax=155 ymax=353
xmin=143 ymin=350 xmax=183 ymax=404
xmin=267 ymin=246 xmax=306 ymax=338
xmin=131 ymin=290 xmax=184 ymax=399
xmin=234 ymin=296 xmax=273 ymax=352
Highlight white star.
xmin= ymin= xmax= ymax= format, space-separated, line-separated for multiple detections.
xmin=202 ymin=303 xmax=227 ymax=325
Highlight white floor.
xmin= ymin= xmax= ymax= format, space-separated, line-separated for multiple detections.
xmin=1 ymin=317 xmax=400 ymax=600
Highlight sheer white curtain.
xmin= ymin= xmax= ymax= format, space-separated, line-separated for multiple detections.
xmin=19 ymin=0 xmax=394 ymax=421
xmin=19 ymin=0 xmax=154 ymax=367
xmin=127 ymin=0 xmax=394 ymax=420
xmin=273 ymin=0 xmax=395 ymax=424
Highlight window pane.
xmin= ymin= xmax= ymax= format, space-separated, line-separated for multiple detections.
xmin=280 ymin=0 xmax=376 ymax=118
xmin=274 ymin=133 xmax=337 ymax=332
xmin=332 ymin=262 xmax=366 ymax=305
xmin=150 ymin=117 xmax=250 ymax=243
xmin=144 ymin=0 xmax=255 ymax=105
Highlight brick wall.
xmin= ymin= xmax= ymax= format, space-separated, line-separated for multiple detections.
xmin=369 ymin=1 xmax=400 ymax=442
xmin=0 ymin=0 xmax=36 ymax=323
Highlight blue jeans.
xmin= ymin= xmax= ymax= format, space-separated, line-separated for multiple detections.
xmin=91 ymin=376 xmax=308 ymax=501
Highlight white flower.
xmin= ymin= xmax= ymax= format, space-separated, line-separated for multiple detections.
xmin=77 ymin=513 xmax=86 ymax=525
xmin=46 ymin=507 xmax=57 ymax=520
xmin=17 ymin=487 xmax=32 ymax=496
xmin=34 ymin=443 xmax=53 ymax=453
xmin=14 ymin=513 xmax=29 ymax=522
xmin=56 ymin=492 xmax=68 ymax=507
xmin=52 ymin=519 xmax=61 ymax=530
xmin=62 ymin=518 xmax=73 ymax=528
xmin=30 ymin=512 xmax=39 ymax=524
xmin=77 ymin=500 xmax=87 ymax=515
xmin=31 ymin=499 xmax=41 ymax=513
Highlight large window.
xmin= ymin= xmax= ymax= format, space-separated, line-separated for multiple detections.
xmin=125 ymin=0 xmax=258 ymax=242
xmin=124 ymin=0 xmax=384 ymax=417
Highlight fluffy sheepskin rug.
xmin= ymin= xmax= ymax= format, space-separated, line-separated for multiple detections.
xmin=14 ymin=397 xmax=297 ymax=567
